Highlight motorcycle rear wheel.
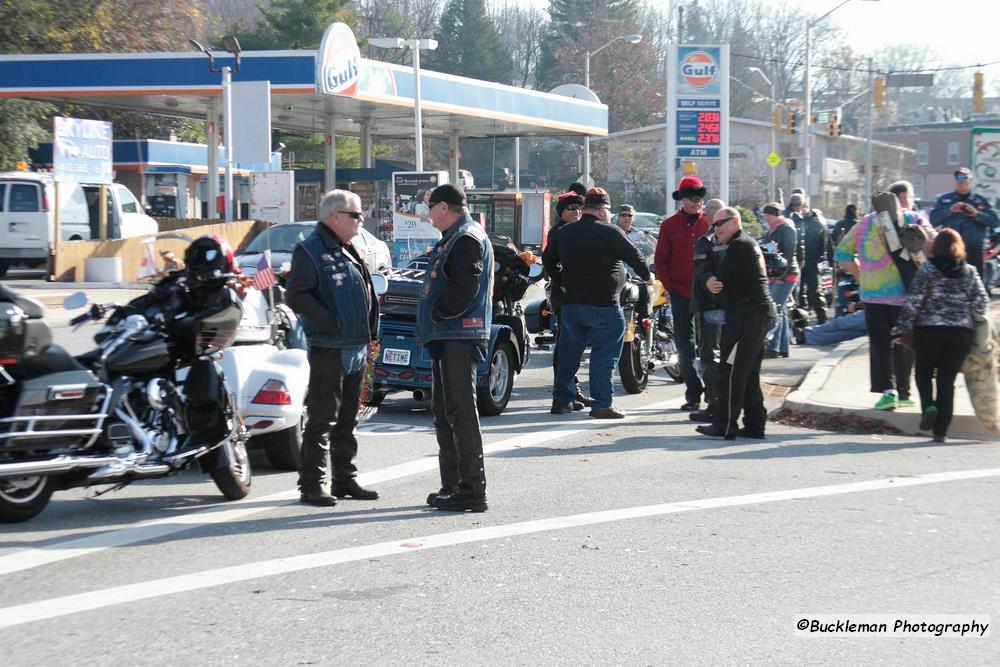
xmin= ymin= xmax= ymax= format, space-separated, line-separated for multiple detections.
xmin=619 ymin=340 xmax=649 ymax=394
xmin=0 ymin=475 xmax=54 ymax=523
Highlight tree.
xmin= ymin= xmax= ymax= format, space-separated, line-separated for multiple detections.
xmin=488 ymin=0 xmax=546 ymax=88
xmin=0 ymin=100 xmax=54 ymax=170
xmin=424 ymin=0 xmax=513 ymax=85
xmin=230 ymin=0 xmax=353 ymax=50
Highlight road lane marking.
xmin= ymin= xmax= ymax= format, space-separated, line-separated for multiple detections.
xmin=0 ymin=466 xmax=995 ymax=629
xmin=0 ymin=398 xmax=684 ymax=576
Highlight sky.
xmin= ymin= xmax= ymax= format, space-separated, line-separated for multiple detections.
xmin=521 ymin=0 xmax=1000 ymax=86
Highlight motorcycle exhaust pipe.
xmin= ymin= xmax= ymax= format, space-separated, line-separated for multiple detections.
xmin=412 ymin=389 xmax=430 ymax=401
xmin=0 ymin=455 xmax=123 ymax=480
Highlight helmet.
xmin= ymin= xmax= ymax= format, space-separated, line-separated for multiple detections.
xmin=184 ymin=235 xmax=238 ymax=281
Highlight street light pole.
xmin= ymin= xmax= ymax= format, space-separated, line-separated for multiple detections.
xmin=747 ymin=67 xmax=776 ymax=201
xmin=804 ymin=0 xmax=878 ymax=199
xmin=370 ymin=37 xmax=437 ymax=172
xmin=583 ymin=34 xmax=642 ymax=187
xmin=865 ymin=57 xmax=875 ymax=205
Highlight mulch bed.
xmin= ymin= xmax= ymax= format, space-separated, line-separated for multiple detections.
xmin=769 ymin=407 xmax=902 ymax=435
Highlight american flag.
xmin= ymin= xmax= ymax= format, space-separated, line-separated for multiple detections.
xmin=250 ymin=252 xmax=276 ymax=290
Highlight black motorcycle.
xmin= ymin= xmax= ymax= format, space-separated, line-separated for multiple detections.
xmin=0 ymin=276 xmax=251 ymax=523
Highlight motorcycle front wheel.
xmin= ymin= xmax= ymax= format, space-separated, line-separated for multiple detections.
xmin=618 ymin=339 xmax=649 ymax=394
xmin=210 ymin=436 xmax=252 ymax=500
xmin=0 ymin=475 xmax=54 ymax=523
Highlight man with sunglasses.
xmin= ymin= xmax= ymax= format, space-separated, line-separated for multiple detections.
xmin=655 ymin=176 xmax=710 ymax=411
xmin=286 ymin=189 xmax=381 ymax=507
xmin=930 ymin=167 xmax=999 ymax=281
xmin=697 ymin=208 xmax=776 ymax=440
xmin=544 ymin=190 xmax=592 ymax=410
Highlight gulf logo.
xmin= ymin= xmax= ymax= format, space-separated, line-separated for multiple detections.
xmin=680 ymin=51 xmax=718 ymax=89
xmin=317 ymin=22 xmax=361 ymax=96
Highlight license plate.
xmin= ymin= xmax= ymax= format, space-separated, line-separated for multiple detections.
xmin=382 ymin=348 xmax=411 ymax=365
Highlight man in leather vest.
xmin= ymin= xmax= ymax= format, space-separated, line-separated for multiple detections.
xmin=417 ymin=184 xmax=494 ymax=513
xmin=286 ymin=189 xmax=380 ymax=507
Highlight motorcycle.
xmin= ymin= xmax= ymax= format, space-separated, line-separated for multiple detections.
xmin=617 ymin=273 xmax=683 ymax=393
xmin=212 ymin=282 xmax=309 ymax=470
xmin=0 ymin=275 xmax=251 ymax=523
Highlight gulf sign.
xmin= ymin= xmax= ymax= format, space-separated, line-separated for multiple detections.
xmin=317 ymin=22 xmax=360 ymax=96
xmin=676 ymin=46 xmax=722 ymax=95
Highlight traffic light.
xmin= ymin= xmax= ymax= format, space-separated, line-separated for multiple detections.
xmin=973 ymin=71 xmax=984 ymax=113
xmin=786 ymin=112 xmax=797 ymax=135
xmin=773 ymin=105 xmax=783 ymax=130
xmin=874 ymin=76 xmax=885 ymax=107
xmin=827 ymin=111 xmax=842 ymax=138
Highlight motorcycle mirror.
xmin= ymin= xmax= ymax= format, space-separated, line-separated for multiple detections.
xmin=63 ymin=292 xmax=89 ymax=310
xmin=528 ymin=263 xmax=543 ymax=279
xmin=371 ymin=274 xmax=389 ymax=296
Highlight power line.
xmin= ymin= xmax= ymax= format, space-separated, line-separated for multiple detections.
xmin=732 ymin=51 xmax=1000 ymax=75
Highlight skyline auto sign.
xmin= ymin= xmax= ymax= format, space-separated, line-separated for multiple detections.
xmin=52 ymin=116 xmax=113 ymax=184
xmin=316 ymin=22 xmax=361 ymax=96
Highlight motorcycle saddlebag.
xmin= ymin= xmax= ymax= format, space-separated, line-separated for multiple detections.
xmin=1 ymin=369 xmax=105 ymax=451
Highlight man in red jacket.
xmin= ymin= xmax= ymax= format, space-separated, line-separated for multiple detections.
xmin=654 ymin=176 xmax=710 ymax=410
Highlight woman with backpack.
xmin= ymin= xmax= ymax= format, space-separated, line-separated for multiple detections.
xmin=892 ymin=228 xmax=988 ymax=442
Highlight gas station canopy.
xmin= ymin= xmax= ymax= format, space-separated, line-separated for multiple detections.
xmin=0 ymin=49 xmax=607 ymax=140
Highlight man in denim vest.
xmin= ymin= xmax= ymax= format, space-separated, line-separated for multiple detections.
xmin=286 ymin=189 xmax=380 ymax=507
xmin=417 ymin=184 xmax=494 ymax=513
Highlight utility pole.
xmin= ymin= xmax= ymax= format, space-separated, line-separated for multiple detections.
xmin=865 ymin=57 xmax=874 ymax=206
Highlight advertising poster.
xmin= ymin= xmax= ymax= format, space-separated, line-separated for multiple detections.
xmin=391 ymin=171 xmax=447 ymax=265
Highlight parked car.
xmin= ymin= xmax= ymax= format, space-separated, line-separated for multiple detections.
xmin=469 ymin=167 xmax=513 ymax=191
xmin=610 ymin=211 xmax=663 ymax=236
xmin=0 ymin=170 xmax=158 ymax=276
xmin=517 ymin=170 xmax=546 ymax=189
xmin=458 ymin=169 xmax=475 ymax=190
xmin=237 ymin=221 xmax=392 ymax=276
xmin=371 ymin=235 xmax=542 ymax=415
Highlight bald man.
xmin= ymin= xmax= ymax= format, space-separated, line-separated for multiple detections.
xmin=697 ymin=207 xmax=777 ymax=440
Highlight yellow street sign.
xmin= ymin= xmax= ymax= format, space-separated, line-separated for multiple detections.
xmin=766 ymin=151 xmax=781 ymax=169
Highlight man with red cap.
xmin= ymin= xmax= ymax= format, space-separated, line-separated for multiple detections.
xmin=655 ymin=176 xmax=710 ymax=411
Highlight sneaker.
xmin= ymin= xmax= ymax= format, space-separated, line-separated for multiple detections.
xmin=932 ymin=434 xmax=947 ymax=443
xmin=897 ymin=398 xmax=916 ymax=408
xmin=874 ymin=394 xmax=898 ymax=411
xmin=919 ymin=405 xmax=938 ymax=432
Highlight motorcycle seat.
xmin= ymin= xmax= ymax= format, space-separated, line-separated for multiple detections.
xmin=7 ymin=344 xmax=87 ymax=381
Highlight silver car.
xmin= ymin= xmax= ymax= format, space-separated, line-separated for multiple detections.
xmin=237 ymin=221 xmax=392 ymax=276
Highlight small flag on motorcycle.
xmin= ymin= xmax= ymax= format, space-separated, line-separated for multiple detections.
xmin=250 ymin=252 xmax=276 ymax=291
xmin=137 ymin=245 xmax=157 ymax=280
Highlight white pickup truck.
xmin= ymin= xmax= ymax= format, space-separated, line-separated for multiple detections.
xmin=0 ymin=171 xmax=159 ymax=276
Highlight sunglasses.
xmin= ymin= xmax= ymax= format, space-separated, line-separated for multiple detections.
xmin=338 ymin=210 xmax=363 ymax=219
xmin=712 ymin=216 xmax=734 ymax=228
xmin=619 ymin=213 xmax=633 ymax=217
xmin=955 ymin=174 xmax=971 ymax=181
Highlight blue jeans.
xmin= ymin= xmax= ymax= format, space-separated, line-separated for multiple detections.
xmin=553 ymin=304 xmax=625 ymax=409
xmin=767 ymin=279 xmax=796 ymax=354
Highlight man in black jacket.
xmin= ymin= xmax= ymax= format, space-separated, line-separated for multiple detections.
xmin=800 ymin=205 xmax=833 ymax=324
xmin=543 ymin=187 xmax=650 ymax=419
xmin=545 ymin=190 xmax=590 ymax=410
xmin=697 ymin=207 xmax=777 ymax=440
xmin=286 ymin=189 xmax=381 ymax=507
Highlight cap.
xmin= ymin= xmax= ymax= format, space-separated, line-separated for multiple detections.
xmin=954 ymin=167 xmax=972 ymax=180
xmin=762 ymin=203 xmax=782 ymax=217
xmin=671 ymin=176 xmax=707 ymax=201
xmin=567 ymin=182 xmax=588 ymax=197
xmin=788 ymin=193 xmax=804 ymax=207
xmin=618 ymin=204 xmax=635 ymax=215
xmin=428 ymin=183 xmax=467 ymax=207
xmin=556 ymin=191 xmax=585 ymax=213
xmin=584 ymin=187 xmax=611 ymax=208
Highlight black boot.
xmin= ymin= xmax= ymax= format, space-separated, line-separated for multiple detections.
xmin=331 ymin=479 xmax=380 ymax=500
xmin=432 ymin=489 xmax=488 ymax=512
xmin=300 ymin=488 xmax=338 ymax=507
xmin=696 ymin=423 xmax=737 ymax=440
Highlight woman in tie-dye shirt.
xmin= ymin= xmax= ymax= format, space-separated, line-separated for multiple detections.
xmin=834 ymin=183 xmax=935 ymax=410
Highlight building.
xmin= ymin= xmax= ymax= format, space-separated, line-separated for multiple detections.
xmin=604 ymin=117 xmax=915 ymax=215
xmin=875 ymin=117 xmax=1000 ymax=201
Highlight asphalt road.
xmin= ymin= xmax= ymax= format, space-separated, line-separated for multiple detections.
xmin=1 ymin=308 xmax=998 ymax=665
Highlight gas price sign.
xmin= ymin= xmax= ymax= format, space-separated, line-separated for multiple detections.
xmin=676 ymin=99 xmax=721 ymax=157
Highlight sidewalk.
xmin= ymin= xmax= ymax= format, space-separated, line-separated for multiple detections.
xmin=13 ymin=283 xmax=149 ymax=310
xmin=784 ymin=338 xmax=998 ymax=441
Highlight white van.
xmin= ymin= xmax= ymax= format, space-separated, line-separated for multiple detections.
xmin=0 ymin=171 xmax=158 ymax=276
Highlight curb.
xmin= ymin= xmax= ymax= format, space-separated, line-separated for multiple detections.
xmin=782 ymin=338 xmax=997 ymax=441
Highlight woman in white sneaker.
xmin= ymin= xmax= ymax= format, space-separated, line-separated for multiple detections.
xmin=892 ymin=229 xmax=988 ymax=442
